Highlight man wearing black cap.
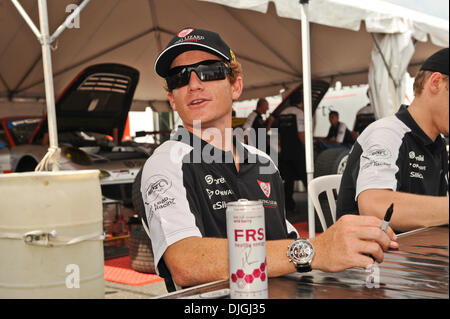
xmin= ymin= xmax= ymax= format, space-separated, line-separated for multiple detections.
xmin=337 ymin=47 xmax=449 ymax=233
xmin=142 ymin=27 xmax=397 ymax=291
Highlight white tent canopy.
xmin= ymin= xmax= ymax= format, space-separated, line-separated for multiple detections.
xmin=1 ymin=0 xmax=447 ymax=108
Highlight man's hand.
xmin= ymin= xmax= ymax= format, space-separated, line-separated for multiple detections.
xmin=163 ymin=215 xmax=399 ymax=287
xmin=310 ymin=215 xmax=398 ymax=272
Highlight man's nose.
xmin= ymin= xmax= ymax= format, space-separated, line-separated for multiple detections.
xmin=187 ymin=71 xmax=204 ymax=91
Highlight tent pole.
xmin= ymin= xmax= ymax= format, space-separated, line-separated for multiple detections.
xmin=12 ymin=0 xmax=90 ymax=171
xmin=300 ymin=0 xmax=315 ymax=238
xmin=36 ymin=0 xmax=60 ymax=171
xmin=11 ymin=0 xmax=41 ymax=40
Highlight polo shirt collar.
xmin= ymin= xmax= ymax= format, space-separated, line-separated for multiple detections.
xmin=395 ymin=105 xmax=439 ymax=147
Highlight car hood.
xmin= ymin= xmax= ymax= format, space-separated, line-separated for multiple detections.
xmin=272 ymin=80 xmax=330 ymax=116
xmin=31 ymin=63 xmax=139 ymax=143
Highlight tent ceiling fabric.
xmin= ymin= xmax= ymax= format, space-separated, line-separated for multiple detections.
xmin=0 ymin=0 xmax=448 ymax=108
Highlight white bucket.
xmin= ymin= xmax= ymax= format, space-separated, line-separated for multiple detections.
xmin=0 ymin=170 xmax=104 ymax=298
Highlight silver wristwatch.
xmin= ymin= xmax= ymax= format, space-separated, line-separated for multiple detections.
xmin=287 ymin=238 xmax=315 ymax=272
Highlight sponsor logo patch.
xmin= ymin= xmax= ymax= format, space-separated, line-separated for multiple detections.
xmin=213 ymin=201 xmax=227 ymax=210
xmin=177 ymin=28 xmax=194 ymax=38
xmin=174 ymin=35 xmax=205 ymax=44
xmin=205 ymin=174 xmax=226 ymax=185
xmin=257 ymin=180 xmax=271 ymax=198
xmin=360 ymin=158 xmax=391 ymax=171
xmin=145 ymin=174 xmax=172 ymax=202
xmin=143 ymin=174 xmax=176 ymax=218
xmin=205 ymin=175 xmax=214 ymax=185
xmin=230 ymin=49 xmax=236 ymax=62
xmin=366 ymin=146 xmax=392 ymax=159
xmin=206 ymin=188 xmax=233 ymax=199
xmin=261 ymin=199 xmax=277 ymax=209
xmin=206 ymin=189 xmax=214 ymax=199
xmin=410 ymin=171 xmax=424 ymax=179
xmin=409 ymin=151 xmax=425 ymax=162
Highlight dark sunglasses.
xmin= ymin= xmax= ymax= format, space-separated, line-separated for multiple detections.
xmin=166 ymin=60 xmax=232 ymax=91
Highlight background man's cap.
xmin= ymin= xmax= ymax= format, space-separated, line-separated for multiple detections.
xmin=154 ymin=27 xmax=236 ymax=78
xmin=420 ymin=47 xmax=449 ymax=76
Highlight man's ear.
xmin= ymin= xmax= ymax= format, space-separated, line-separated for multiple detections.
xmin=167 ymin=92 xmax=176 ymax=111
xmin=428 ymin=72 xmax=443 ymax=95
xmin=231 ymin=76 xmax=243 ymax=101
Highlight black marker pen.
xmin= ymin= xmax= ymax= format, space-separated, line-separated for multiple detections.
xmin=381 ymin=203 xmax=394 ymax=232
xmin=366 ymin=204 xmax=395 ymax=263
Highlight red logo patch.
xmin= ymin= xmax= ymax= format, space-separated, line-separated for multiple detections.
xmin=257 ymin=180 xmax=271 ymax=198
xmin=177 ymin=28 xmax=194 ymax=38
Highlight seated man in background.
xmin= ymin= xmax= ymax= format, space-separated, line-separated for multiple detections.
xmin=316 ymin=110 xmax=354 ymax=151
xmin=337 ymin=47 xmax=449 ymax=233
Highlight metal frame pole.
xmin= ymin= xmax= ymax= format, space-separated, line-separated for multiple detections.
xmin=10 ymin=0 xmax=41 ymax=39
xmin=11 ymin=0 xmax=90 ymax=171
xmin=300 ymin=0 xmax=316 ymax=238
xmin=37 ymin=0 xmax=59 ymax=166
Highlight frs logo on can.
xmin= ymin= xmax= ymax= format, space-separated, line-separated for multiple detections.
xmin=234 ymin=228 xmax=265 ymax=242
xmin=177 ymin=28 xmax=194 ymax=38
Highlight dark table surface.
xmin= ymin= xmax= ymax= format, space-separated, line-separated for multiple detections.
xmin=157 ymin=226 xmax=449 ymax=299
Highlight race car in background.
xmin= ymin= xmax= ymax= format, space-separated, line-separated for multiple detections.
xmin=0 ymin=116 xmax=41 ymax=174
xmin=0 ymin=63 xmax=155 ymax=206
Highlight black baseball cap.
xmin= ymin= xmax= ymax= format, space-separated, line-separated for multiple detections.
xmin=154 ymin=27 xmax=236 ymax=78
xmin=420 ymin=47 xmax=449 ymax=76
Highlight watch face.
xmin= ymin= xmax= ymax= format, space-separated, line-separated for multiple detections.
xmin=289 ymin=240 xmax=314 ymax=264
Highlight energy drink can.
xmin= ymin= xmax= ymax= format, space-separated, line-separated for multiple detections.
xmin=226 ymin=199 xmax=268 ymax=299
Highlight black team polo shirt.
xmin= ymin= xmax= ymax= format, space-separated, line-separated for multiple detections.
xmin=141 ymin=126 xmax=298 ymax=291
xmin=337 ymin=105 xmax=449 ymax=218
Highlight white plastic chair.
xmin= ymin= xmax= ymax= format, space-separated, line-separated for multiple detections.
xmin=307 ymin=174 xmax=342 ymax=231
